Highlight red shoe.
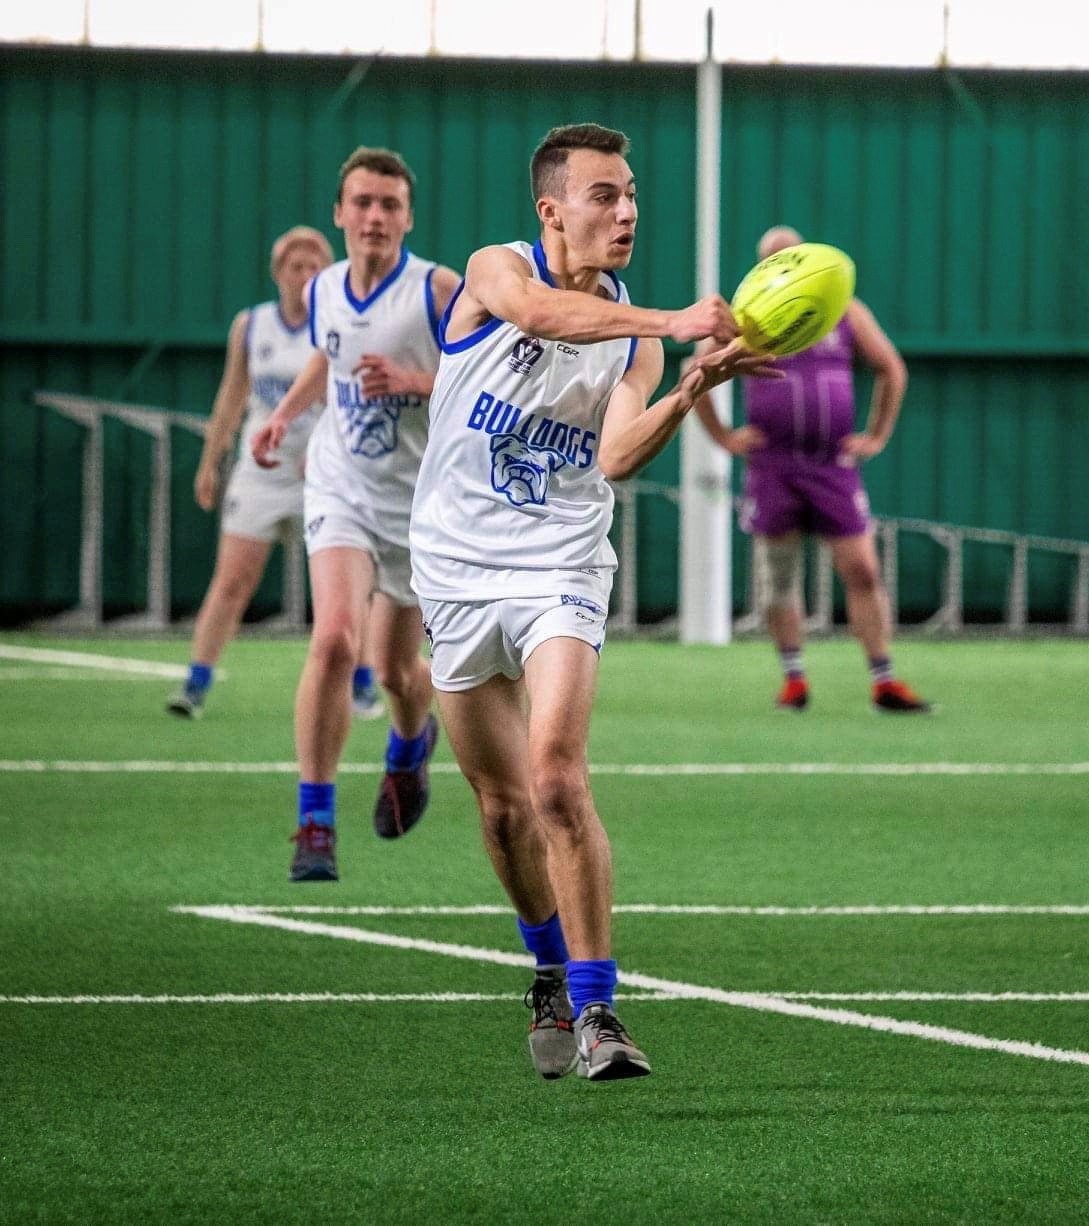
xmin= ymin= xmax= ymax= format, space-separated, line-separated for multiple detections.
xmin=776 ymin=677 xmax=809 ymax=711
xmin=873 ymin=679 xmax=932 ymax=714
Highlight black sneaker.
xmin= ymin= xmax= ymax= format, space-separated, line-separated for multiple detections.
xmin=575 ymin=1003 xmax=652 ymax=1081
xmin=373 ymin=714 xmax=439 ymax=839
xmin=289 ymin=819 xmax=338 ymax=881
xmin=524 ymin=968 xmax=578 ymax=1080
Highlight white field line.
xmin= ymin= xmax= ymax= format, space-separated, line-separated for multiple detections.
xmin=0 ymin=991 xmax=675 ymax=1006
xmin=174 ymin=905 xmax=1089 ymax=1068
xmin=5 ymin=990 xmax=1089 ymax=1007
xmin=3 ymin=759 xmax=1089 ymax=776
xmin=0 ymin=645 xmax=222 ymax=682
xmin=213 ymin=903 xmax=1089 ymax=918
xmin=0 ymin=667 xmax=170 ymax=682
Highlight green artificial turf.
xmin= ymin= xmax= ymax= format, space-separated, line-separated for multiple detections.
xmin=1 ymin=634 xmax=1088 ymax=1223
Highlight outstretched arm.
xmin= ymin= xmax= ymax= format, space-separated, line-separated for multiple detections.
xmin=194 ymin=311 xmax=251 ymax=510
xmin=456 ymin=245 xmax=739 ymax=347
xmin=598 ymin=338 xmax=779 ymax=481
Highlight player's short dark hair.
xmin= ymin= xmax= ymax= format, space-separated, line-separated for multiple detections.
xmin=336 ymin=146 xmax=416 ymax=206
xmin=530 ymin=123 xmax=631 ymax=201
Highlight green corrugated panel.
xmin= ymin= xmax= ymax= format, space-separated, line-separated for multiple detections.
xmin=2 ymin=49 xmax=1087 ymax=623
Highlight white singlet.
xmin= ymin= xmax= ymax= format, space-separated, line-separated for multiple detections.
xmin=221 ymin=301 xmax=322 ymax=542
xmin=304 ymin=251 xmax=441 ymax=553
xmin=409 ymin=239 xmax=637 ymax=602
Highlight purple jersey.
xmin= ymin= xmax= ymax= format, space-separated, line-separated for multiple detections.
xmin=743 ymin=315 xmax=856 ymax=463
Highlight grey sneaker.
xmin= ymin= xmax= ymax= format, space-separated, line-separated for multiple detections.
xmin=524 ymin=968 xmax=577 ymax=1080
xmin=351 ymin=685 xmax=386 ymax=721
xmin=575 ymin=1003 xmax=652 ymax=1081
xmin=289 ymin=819 xmax=338 ymax=882
xmin=166 ymin=687 xmax=205 ymax=719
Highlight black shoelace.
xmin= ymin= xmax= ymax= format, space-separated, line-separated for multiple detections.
xmin=524 ymin=975 xmax=564 ymax=1022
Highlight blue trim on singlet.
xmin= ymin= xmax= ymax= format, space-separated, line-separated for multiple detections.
xmin=531 ymin=238 xmax=555 ymax=287
xmin=604 ymin=269 xmax=623 ymax=302
xmin=438 ymin=279 xmax=505 ymax=355
xmin=307 ymin=277 xmax=318 ymax=348
xmin=624 ymin=337 xmax=638 ymax=371
xmin=342 ymin=247 xmax=409 ymax=314
xmin=424 ymin=266 xmax=442 ymax=346
xmin=275 ymin=303 xmax=308 ymax=336
xmin=243 ymin=308 xmax=257 ymax=355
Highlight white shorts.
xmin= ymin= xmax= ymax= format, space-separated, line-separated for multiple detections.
xmin=420 ymin=580 xmax=611 ymax=692
xmin=220 ymin=463 xmax=303 ymax=544
xmin=303 ymin=485 xmax=415 ymax=607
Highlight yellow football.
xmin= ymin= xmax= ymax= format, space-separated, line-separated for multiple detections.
xmin=731 ymin=242 xmax=856 ymax=356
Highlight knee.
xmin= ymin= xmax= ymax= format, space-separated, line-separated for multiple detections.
xmin=839 ymin=558 xmax=881 ymax=594
xmin=475 ymin=786 xmax=535 ymax=848
xmin=211 ymin=569 xmax=259 ymax=609
xmin=756 ymin=538 xmax=803 ymax=611
xmin=309 ymin=620 xmax=358 ymax=672
xmin=375 ymin=655 xmax=423 ymax=700
xmin=530 ymin=752 xmax=592 ymax=838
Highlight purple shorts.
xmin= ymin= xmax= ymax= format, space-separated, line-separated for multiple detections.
xmin=740 ymin=454 xmax=871 ymax=539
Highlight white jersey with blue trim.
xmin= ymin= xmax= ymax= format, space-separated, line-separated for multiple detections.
xmin=305 ymin=251 xmax=441 ymax=548
xmin=237 ymin=301 xmax=321 ymax=480
xmin=410 ymin=239 xmax=637 ymax=600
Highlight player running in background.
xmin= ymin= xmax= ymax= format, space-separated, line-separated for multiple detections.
xmin=694 ymin=225 xmax=931 ymax=714
xmin=167 ymin=226 xmax=333 ymax=718
xmin=253 ymin=147 xmax=459 ymax=881
xmin=410 ymin=123 xmax=778 ymax=1080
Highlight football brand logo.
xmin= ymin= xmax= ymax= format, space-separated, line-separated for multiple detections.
xmin=507 ymin=336 xmax=544 ymax=376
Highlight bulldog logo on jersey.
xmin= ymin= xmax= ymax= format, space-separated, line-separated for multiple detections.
xmin=349 ymin=404 xmax=401 ymax=458
xmin=490 ymin=432 xmax=567 ymax=507
xmin=507 ymin=336 xmax=544 ymax=376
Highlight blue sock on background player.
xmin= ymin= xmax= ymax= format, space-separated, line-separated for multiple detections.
xmin=518 ymin=912 xmax=569 ymax=968
xmin=566 ymin=959 xmax=618 ymax=1017
xmin=298 ymin=781 xmax=335 ymax=828
xmin=352 ymin=665 xmax=375 ymax=698
xmin=386 ymin=725 xmax=430 ymax=771
xmin=186 ymin=662 xmax=213 ymax=695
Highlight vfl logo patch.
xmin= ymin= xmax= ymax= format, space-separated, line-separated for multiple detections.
xmin=325 ymin=330 xmax=340 ymax=358
xmin=507 ymin=336 xmax=544 ymax=376
xmin=258 ymin=344 xmax=274 ymax=361
xmin=490 ymin=432 xmax=566 ymax=507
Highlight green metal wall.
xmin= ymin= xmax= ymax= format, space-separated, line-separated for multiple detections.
xmin=2 ymin=48 xmax=1087 ymax=621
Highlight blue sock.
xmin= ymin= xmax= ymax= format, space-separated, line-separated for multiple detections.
xmin=298 ymin=781 xmax=335 ymax=828
xmin=517 ymin=912 xmax=569 ymax=968
xmin=566 ymin=959 xmax=618 ymax=1018
xmin=187 ymin=663 xmax=213 ymax=693
xmin=352 ymin=665 xmax=374 ymax=697
xmin=386 ymin=725 xmax=429 ymax=771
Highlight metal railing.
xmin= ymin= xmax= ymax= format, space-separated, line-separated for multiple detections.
xmin=611 ymin=479 xmax=1089 ymax=636
xmin=32 ymin=392 xmax=307 ymax=631
xmin=26 ymin=394 xmax=1089 ymax=636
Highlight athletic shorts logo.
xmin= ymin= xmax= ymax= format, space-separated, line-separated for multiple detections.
xmin=507 ymin=336 xmax=544 ymax=376
xmin=305 ymin=514 xmax=326 ymax=538
xmin=560 ymin=594 xmax=605 ymax=617
xmin=325 ymin=330 xmax=340 ymax=358
xmin=489 ymin=432 xmax=566 ymax=507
